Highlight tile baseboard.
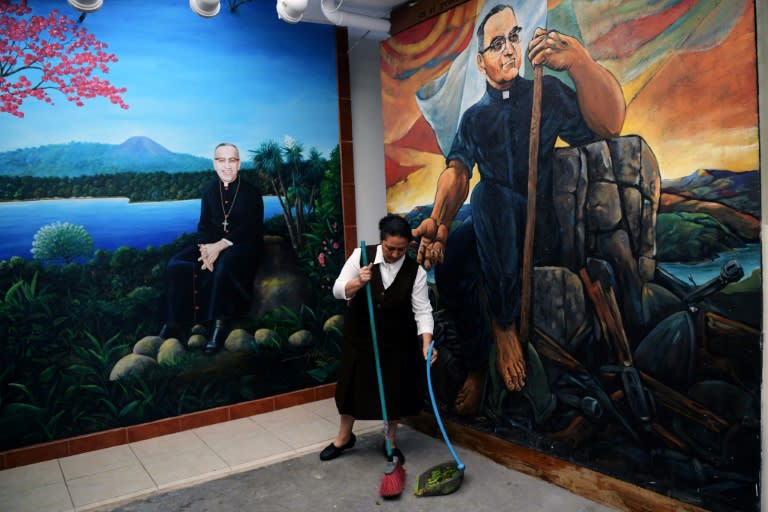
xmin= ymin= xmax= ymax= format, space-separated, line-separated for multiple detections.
xmin=0 ymin=382 xmax=336 ymax=471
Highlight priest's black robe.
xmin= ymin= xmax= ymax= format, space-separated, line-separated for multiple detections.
xmin=164 ymin=176 xmax=264 ymax=325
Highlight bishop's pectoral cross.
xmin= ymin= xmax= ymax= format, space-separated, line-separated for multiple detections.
xmin=222 ymin=216 xmax=229 ymax=233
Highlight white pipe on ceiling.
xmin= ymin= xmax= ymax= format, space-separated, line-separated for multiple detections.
xmin=319 ymin=0 xmax=390 ymax=34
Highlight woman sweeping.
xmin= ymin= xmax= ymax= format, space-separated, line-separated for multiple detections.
xmin=320 ymin=214 xmax=437 ymax=468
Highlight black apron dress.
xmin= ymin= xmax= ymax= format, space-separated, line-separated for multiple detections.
xmin=334 ymin=245 xmax=426 ymax=420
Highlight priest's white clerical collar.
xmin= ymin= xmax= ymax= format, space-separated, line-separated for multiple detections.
xmin=502 ymin=90 xmax=510 ymax=100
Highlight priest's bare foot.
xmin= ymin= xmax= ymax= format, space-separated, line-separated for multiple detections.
xmin=454 ymin=366 xmax=487 ymax=416
xmin=493 ymin=321 xmax=526 ymax=391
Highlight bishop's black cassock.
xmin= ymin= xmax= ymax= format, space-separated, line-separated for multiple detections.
xmin=164 ymin=176 xmax=264 ymax=326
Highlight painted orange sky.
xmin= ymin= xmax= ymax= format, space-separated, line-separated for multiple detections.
xmin=621 ymin=2 xmax=758 ymax=179
xmin=381 ymin=1 xmax=759 ymax=213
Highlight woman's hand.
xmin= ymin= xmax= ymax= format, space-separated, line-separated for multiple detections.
xmin=359 ymin=262 xmax=373 ymax=284
xmin=422 ymin=337 xmax=438 ymax=366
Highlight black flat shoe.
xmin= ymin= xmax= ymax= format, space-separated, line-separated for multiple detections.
xmin=319 ymin=433 xmax=356 ymax=461
xmin=380 ymin=441 xmax=405 ymax=465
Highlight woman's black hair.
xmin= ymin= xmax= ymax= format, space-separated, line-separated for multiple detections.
xmin=378 ymin=214 xmax=412 ymax=241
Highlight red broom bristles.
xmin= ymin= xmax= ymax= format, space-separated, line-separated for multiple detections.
xmin=379 ymin=457 xmax=406 ymax=498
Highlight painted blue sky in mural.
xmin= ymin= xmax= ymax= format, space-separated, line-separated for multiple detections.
xmin=1 ymin=0 xmax=339 ymax=159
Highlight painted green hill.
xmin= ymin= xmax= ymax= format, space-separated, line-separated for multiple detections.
xmin=657 ymin=169 xmax=759 ymax=262
xmin=0 ymin=137 xmax=213 ymax=177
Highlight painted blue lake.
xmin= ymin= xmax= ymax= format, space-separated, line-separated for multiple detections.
xmin=0 ymin=198 xmax=761 ymax=286
xmin=657 ymin=243 xmax=761 ymax=286
xmin=0 ymin=197 xmax=282 ymax=261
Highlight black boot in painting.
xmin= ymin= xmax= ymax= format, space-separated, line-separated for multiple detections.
xmin=204 ymin=319 xmax=227 ymax=354
xmin=158 ymin=323 xmax=183 ymax=340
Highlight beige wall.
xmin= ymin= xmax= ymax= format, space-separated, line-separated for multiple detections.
xmin=347 ymin=32 xmax=389 ymax=244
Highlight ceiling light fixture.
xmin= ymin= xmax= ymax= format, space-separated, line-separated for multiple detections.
xmin=276 ymin=0 xmax=308 ymax=24
xmin=190 ymin=0 xmax=221 ymax=17
xmin=67 ymin=0 xmax=103 ymax=13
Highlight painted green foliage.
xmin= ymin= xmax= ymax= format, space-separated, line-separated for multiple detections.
xmin=0 ymin=142 xmax=346 ymax=452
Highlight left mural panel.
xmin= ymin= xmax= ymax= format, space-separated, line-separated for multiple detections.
xmin=0 ymin=0 xmax=345 ymax=451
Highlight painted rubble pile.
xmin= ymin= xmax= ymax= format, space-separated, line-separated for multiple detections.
xmin=430 ymin=136 xmax=759 ymax=511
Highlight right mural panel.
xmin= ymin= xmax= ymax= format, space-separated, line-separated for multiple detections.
xmin=381 ymin=1 xmax=761 ymax=510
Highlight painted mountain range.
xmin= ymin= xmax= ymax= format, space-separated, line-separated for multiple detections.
xmin=0 ymin=137 xmax=214 ymax=177
xmin=661 ymin=169 xmax=760 ymax=219
xmin=656 ymin=169 xmax=758 ymax=262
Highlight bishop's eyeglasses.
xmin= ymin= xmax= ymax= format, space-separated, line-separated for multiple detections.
xmin=479 ymin=25 xmax=522 ymax=55
xmin=215 ymin=157 xmax=240 ymax=165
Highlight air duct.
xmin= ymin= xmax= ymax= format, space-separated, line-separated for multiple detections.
xmin=320 ymin=0 xmax=390 ymax=34
xmin=276 ymin=0 xmax=390 ymax=35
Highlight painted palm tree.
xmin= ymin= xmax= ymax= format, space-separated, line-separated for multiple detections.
xmin=251 ymin=139 xmax=327 ymax=253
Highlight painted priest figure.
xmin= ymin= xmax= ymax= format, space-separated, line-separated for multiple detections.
xmin=412 ymin=4 xmax=625 ymax=415
xmin=160 ymin=142 xmax=264 ymax=354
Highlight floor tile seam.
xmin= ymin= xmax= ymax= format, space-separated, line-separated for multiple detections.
xmin=126 ymin=443 xmax=162 ymax=491
xmin=255 ymin=408 xmax=324 ymax=426
xmin=128 ymin=429 xmax=234 ymax=465
xmin=0 ymin=461 xmax=68 ymax=492
xmin=255 ymin=429 xmax=313 ymax=451
xmin=261 ymin=418 xmax=381 ymax=453
xmin=250 ymin=402 xmax=323 ymax=424
xmin=73 ymin=445 xmax=309 ymax=511
xmin=130 ymin=418 xmax=298 ymax=468
xmin=67 ymin=461 xmax=165 ymax=511
xmin=187 ymin=405 xmax=333 ymax=450
xmin=184 ymin=429 xmax=235 ymax=472
xmin=57 ymin=458 xmax=78 ymax=511
xmin=192 ymin=414 xmax=262 ymax=434
xmin=258 ymin=421 xmax=339 ymax=450
xmin=192 ymin=417 xmax=273 ymax=445
xmin=59 ymin=451 xmax=145 ymax=483
xmin=315 ymin=411 xmax=342 ymax=426
xmin=0 ymin=480 xmax=76 ymax=512
xmin=60 ymin=459 xmax=151 ymax=485
xmin=153 ymin=465 xmax=233 ymax=491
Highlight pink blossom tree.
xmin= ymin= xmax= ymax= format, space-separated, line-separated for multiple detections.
xmin=0 ymin=0 xmax=128 ymax=118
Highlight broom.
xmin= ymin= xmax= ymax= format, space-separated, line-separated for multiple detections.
xmin=360 ymin=241 xmax=406 ymax=498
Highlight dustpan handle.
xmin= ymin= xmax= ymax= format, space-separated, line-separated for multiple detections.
xmin=427 ymin=340 xmax=465 ymax=470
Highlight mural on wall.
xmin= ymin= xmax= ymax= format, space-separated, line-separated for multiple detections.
xmin=0 ymin=0 xmax=346 ymax=451
xmin=381 ymin=1 xmax=760 ymax=511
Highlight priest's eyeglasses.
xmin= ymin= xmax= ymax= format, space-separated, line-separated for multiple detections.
xmin=215 ymin=158 xmax=240 ymax=164
xmin=479 ymin=26 xmax=522 ymax=55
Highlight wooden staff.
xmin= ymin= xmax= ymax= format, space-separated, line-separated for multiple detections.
xmin=519 ymin=64 xmax=543 ymax=344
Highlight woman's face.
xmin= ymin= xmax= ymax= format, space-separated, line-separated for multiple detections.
xmin=380 ymin=235 xmax=408 ymax=264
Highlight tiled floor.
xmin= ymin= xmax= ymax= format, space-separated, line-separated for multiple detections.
xmin=0 ymin=399 xmax=381 ymax=512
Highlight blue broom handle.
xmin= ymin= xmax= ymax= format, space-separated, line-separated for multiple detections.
xmin=427 ymin=340 xmax=465 ymax=470
xmin=360 ymin=241 xmax=393 ymax=457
